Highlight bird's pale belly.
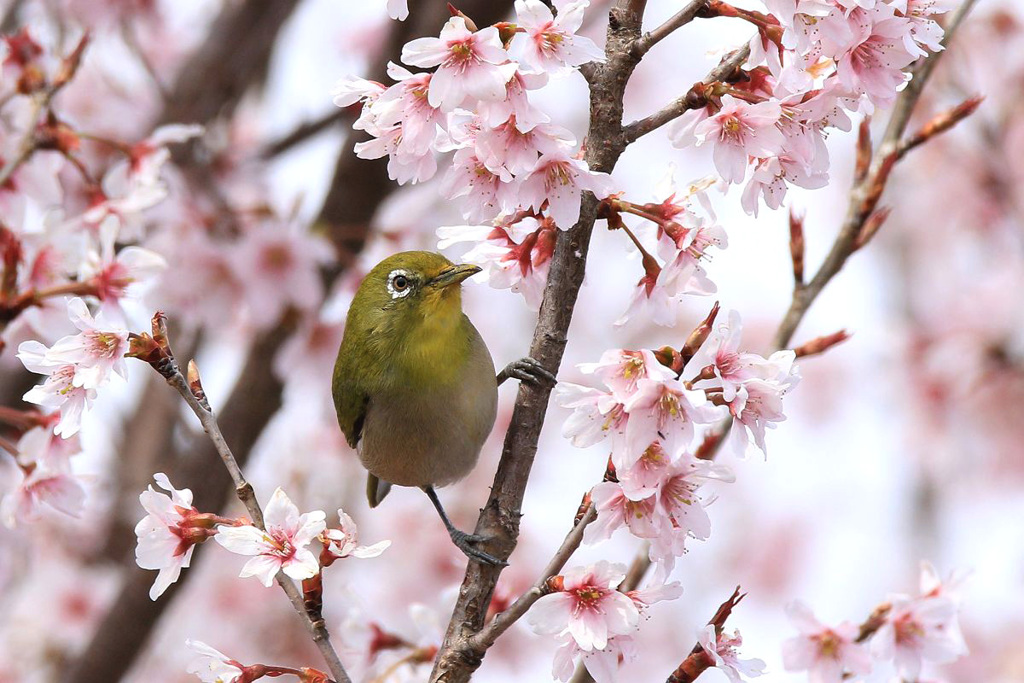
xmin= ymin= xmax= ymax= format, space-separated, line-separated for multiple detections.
xmin=358 ymin=369 xmax=498 ymax=488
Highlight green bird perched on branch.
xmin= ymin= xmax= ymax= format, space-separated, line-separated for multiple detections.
xmin=332 ymin=251 xmax=555 ymax=566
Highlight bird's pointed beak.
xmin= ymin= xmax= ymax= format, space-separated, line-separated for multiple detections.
xmin=428 ymin=263 xmax=482 ymax=289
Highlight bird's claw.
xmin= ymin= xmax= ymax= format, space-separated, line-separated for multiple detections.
xmin=498 ymin=357 xmax=557 ymax=387
xmin=450 ymin=529 xmax=507 ymax=566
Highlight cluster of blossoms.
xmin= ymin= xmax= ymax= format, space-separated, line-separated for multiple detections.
xmin=783 ymin=562 xmax=968 ymax=681
xmin=336 ymin=1 xmax=616 ymax=302
xmin=529 ymin=560 xmax=765 ymax=683
xmin=673 ymin=0 xmax=951 ymax=215
xmin=531 ymin=309 xmax=798 ymax=680
xmin=134 ymin=473 xmax=388 ymax=600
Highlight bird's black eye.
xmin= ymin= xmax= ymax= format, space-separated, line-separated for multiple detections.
xmin=393 ymin=275 xmax=409 ymax=291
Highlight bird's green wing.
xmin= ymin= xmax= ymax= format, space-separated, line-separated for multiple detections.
xmin=331 ymin=358 xmax=369 ymax=449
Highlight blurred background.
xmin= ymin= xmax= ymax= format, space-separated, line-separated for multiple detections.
xmin=0 ymin=0 xmax=1021 ymax=681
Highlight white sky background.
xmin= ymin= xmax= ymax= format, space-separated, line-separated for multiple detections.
xmin=89 ymin=0 xmax=1023 ymax=680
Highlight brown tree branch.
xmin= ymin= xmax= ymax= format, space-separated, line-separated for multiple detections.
xmin=132 ymin=321 xmax=352 ymax=683
xmin=631 ymin=0 xmax=709 ymax=58
xmin=429 ymin=3 xmax=649 ymax=681
xmin=622 ymin=42 xmax=751 ymax=144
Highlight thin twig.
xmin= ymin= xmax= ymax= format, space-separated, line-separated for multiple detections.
xmin=631 ymin=0 xmax=709 ymax=57
xmin=259 ymin=108 xmax=351 ymax=160
xmin=622 ymin=42 xmax=751 ymax=143
xmin=771 ymin=0 xmax=979 ymax=350
xmin=466 ymin=504 xmax=598 ymax=653
xmin=157 ymin=353 xmax=352 ymax=683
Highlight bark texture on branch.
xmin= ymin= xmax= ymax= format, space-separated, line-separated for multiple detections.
xmin=429 ymin=4 xmax=648 ymax=681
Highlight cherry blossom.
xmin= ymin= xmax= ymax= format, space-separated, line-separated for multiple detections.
xmin=17 ymin=350 xmax=97 ymax=439
xmin=552 ymin=382 xmax=628 ymax=449
xmin=551 ymin=633 xmax=637 ymax=683
xmin=215 ymin=488 xmax=326 ymax=587
xmin=649 ymin=456 xmax=735 ymax=563
xmin=697 ymin=626 xmax=766 ymax=683
xmin=512 ymin=0 xmax=605 ymax=76
xmin=518 ymin=152 xmax=615 ymax=229
xmin=185 ymin=639 xmax=244 ymax=683
xmin=1 ymin=427 xmax=86 ymax=527
xmin=439 ymin=147 xmax=515 ymax=222
xmin=529 ymin=560 xmax=639 ymax=651
xmin=80 ymin=245 xmax=167 ymax=308
xmin=401 ymin=17 xmax=516 ymax=111
xmin=135 ymin=473 xmax=213 ymax=600
xmin=871 ymin=575 xmax=968 ymax=679
xmin=781 ymin=601 xmax=872 ymax=682
xmin=693 ymin=97 xmax=785 ymax=184
xmin=584 ymin=481 xmax=661 ymax=544
xmin=320 ymin=508 xmax=391 ymax=561
xmin=622 ymin=377 xmax=721 ymax=460
xmin=826 ymin=6 xmax=918 ymax=108
xmin=577 ymin=348 xmax=676 ymax=402
xmin=39 ymin=297 xmax=129 ymax=389
xmin=437 ymin=215 xmax=556 ymax=307
xmin=231 ymin=223 xmax=331 ymax=330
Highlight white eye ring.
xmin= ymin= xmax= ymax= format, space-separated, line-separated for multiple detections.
xmin=387 ymin=269 xmax=413 ymax=299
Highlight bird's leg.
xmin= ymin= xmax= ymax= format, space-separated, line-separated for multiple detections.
xmin=421 ymin=486 xmax=506 ymax=567
xmin=497 ymin=357 xmax=557 ymax=387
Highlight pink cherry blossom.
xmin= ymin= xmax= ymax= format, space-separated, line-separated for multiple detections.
xmin=231 ymin=222 xmax=330 ymax=330
xmin=437 ymin=215 xmax=556 ymax=307
xmin=80 ymin=245 xmax=167 ymax=308
xmin=727 ymin=376 xmax=796 ymax=457
xmin=474 ymin=117 xmax=575 ymax=176
xmin=893 ymin=0 xmax=952 ymax=57
xmin=693 ymin=97 xmax=784 ymax=184
xmin=650 ymin=456 xmax=734 ymax=562
xmin=870 ymin=575 xmax=968 ymax=679
xmin=551 ymin=633 xmax=637 ymax=683
xmin=214 ymin=488 xmax=326 ymax=587
xmin=622 ymin=377 xmax=721 ymax=460
xmin=697 ymin=626 xmax=766 ymax=683
xmin=518 ymin=152 xmax=615 ymax=229
xmin=40 ymin=297 xmax=129 ymax=390
xmin=331 ymin=74 xmax=386 ymax=108
xmin=1 ymin=427 xmax=86 ymax=527
xmin=685 ymin=310 xmax=769 ymax=401
xmin=440 ymin=147 xmax=515 ymax=222
xmin=373 ymin=63 xmax=446 ymax=157
xmin=135 ymin=473 xmax=213 ymax=600
xmin=17 ymin=347 xmax=97 ymax=439
xmin=781 ymin=601 xmax=872 ymax=683
xmin=584 ymin=481 xmax=660 ymax=544
xmin=615 ymin=440 xmax=673 ymax=500
xmin=826 ymin=6 xmax=918 ymax=108
xmin=185 ymin=639 xmax=244 ymax=683
xmin=512 ymin=0 xmax=605 ymax=76
xmin=321 ymin=508 xmax=391 ymax=561
xmin=553 ymin=382 xmax=628 ymax=449
xmin=401 ymin=17 xmax=516 ymax=111
xmin=124 ymin=123 xmax=204 ymax=187
xmin=529 ymin=560 xmax=639 ymax=651
xmin=577 ymin=348 xmax=676 ymax=401
xmin=477 ymin=69 xmax=550 ymax=129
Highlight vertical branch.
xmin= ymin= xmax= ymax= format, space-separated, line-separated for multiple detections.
xmin=429 ymin=3 xmax=648 ymax=682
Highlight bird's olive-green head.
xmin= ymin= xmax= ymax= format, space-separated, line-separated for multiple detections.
xmin=351 ymin=251 xmax=479 ymax=319
xmin=332 ymin=251 xmax=484 ymax=447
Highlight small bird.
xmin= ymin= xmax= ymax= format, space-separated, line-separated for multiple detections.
xmin=332 ymin=251 xmax=554 ymax=565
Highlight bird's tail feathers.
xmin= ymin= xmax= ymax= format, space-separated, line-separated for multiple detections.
xmin=366 ymin=473 xmax=393 ymax=508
